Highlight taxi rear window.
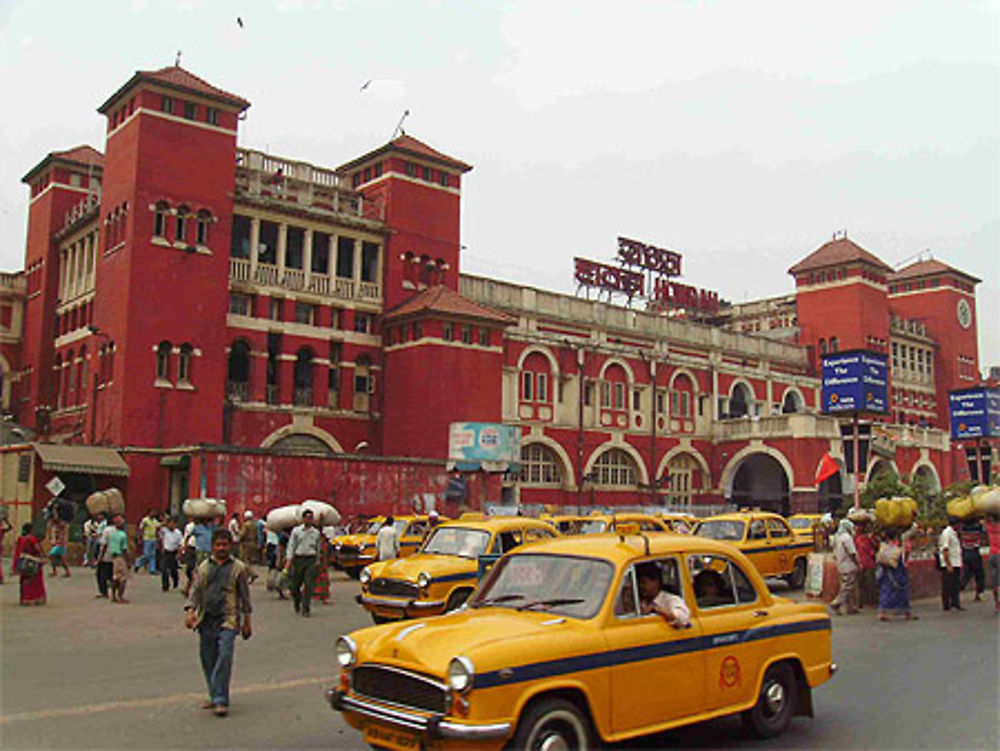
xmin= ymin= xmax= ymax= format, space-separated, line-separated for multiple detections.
xmin=579 ymin=520 xmax=609 ymax=534
xmin=695 ymin=520 xmax=745 ymax=541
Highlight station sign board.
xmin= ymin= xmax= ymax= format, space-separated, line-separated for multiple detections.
xmin=949 ymin=387 xmax=1000 ymax=440
xmin=448 ymin=422 xmax=521 ymax=465
xmin=821 ymin=350 xmax=889 ymax=414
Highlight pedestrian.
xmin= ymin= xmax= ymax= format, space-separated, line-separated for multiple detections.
xmin=108 ymin=514 xmax=131 ymax=603
xmin=184 ymin=528 xmax=252 ymax=717
xmin=227 ymin=512 xmax=241 ymax=545
xmin=876 ymin=528 xmax=917 ymax=621
xmin=238 ymin=511 xmax=258 ymax=580
xmin=95 ymin=514 xmax=114 ymax=599
xmin=192 ymin=517 xmax=217 ymax=566
xmin=46 ymin=515 xmax=71 ymax=578
xmin=829 ymin=519 xmax=860 ymax=615
xmin=376 ymin=515 xmax=400 ymax=561
xmin=264 ymin=526 xmax=286 ymax=598
xmin=985 ymin=513 xmax=1000 ymax=615
xmin=180 ymin=519 xmax=197 ymax=597
xmin=82 ymin=515 xmax=97 ymax=567
xmin=285 ymin=509 xmax=321 ymax=617
xmin=160 ymin=516 xmax=183 ymax=592
xmin=12 ymin=523 xmax=47 ymax=606
xmin=854 ymin=521 xmax=877 ymax=608
xmin=939 ymin=516 xmax=963 ymax=612
xmin=312 ymin=533 xmax=332 ymax=605
xmin=135 ymin=510 xmax=161 ymax=574
xmin=0 ymin=512 xmax=13 ymax=585
xmin=958 ymin=517 xmax=985 ymax=602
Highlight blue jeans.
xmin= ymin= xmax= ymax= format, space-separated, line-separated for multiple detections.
xmin=136 ymin=539 xmax=158 ymax=573
xmin=199 ymin=620 xmax=237 ymax=707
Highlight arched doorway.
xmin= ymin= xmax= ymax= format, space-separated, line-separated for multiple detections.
xmin=729 ymin=453 xmax=790 ymax=515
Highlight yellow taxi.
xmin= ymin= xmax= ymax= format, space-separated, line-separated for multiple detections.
xmin=787 ymin=514 xmax=824 ymax=545
xmin=329 ymin=530 xmax=835 ymax=749
xmin=694 ymin=511 xmax=812 ymax=589
xmin=335 ymin=516 xmax=441 ymax=578
xmin=357 ymin=518 xmax=558 ymax=623
xmin=576 ymin=512 xmax=670 ymax=535
xmin=657 ymin=512 xmax=700 ymax=533
xmin=538 ymin=514 xmax=591 ymax=535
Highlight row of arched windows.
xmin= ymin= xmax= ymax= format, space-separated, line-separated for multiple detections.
xmin=53 ymin=342 xmax=115 ymax=410
xmin=156 ymin=341 xmax=194 ymax=385
xmin=153 ymin=201 xmax=213 ymax=247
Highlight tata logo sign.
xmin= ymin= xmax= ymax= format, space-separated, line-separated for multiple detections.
xmin=949 ymin=388 xmax=1000 ymax=440
xmin=821 ymin=350 xmax=889 ymax=415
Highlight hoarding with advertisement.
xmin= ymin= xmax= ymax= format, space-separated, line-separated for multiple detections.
xmin=949 ymin=387 xmax=1000 ymax=440
xmin=448 ymin=422 xmax=521 ymax=469
xmin=821 ymin=350 xmax=889 ymax=414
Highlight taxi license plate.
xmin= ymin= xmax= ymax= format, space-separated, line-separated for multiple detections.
xmin=363 ymin=723 xmax=421 ymax=751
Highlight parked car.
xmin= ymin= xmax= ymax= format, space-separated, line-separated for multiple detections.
xmin=694 ymin=511 xmax=812 ymax=588
xmin=357 ymin=517 xmax=558 ymax=623
xmin=334 ymin=515 xmax=443 ymax=577
xmin=786 ymin=514 xmax=824 ymax=545
xmin=577 ymin=512 xmax=670 ymax=535
xmin=330 ymin=529 xmax=835 ymax=749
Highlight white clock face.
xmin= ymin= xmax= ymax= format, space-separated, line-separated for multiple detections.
xmin=957 ymin=299 xmax=972 ymax=330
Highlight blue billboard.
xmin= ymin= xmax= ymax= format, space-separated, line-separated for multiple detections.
xmin=448 ymin=422 xmax=521 ymax=470
xmin=949 ymin=388 xmax=1000 ymax=440
xmin=821 ymin=350 xmax=889 ymax=414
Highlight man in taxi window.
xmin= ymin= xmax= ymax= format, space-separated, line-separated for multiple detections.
xmin=636 ymin=562 xmax=690 ymax=628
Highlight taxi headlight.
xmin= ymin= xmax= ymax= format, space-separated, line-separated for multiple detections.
xmin=335 ymin=636 xmax=357 ymax=668
xmin=417 ymin=572 xmax=431 ymax=590
xmin=359 ymin=568 xmax=371 ymax=586
xmin=447 ymin=656 xmax=474 ymax=694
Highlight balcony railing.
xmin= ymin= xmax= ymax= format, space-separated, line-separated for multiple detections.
xmin=226 ymin=381 xmax=250 ymax=402
xmin=712 ymin=413 xmax=841 ymax=441
xmin=266 ymin=385 xmax=279 ymax=405
xmin=228 ymin=258 xmax=381 ymax=304
xmin=293 ymin=387 xmax=313 ymax=407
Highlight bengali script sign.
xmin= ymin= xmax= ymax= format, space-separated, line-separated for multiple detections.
xmin=821 ymin=350 xmax=889 ymax=414
xmin=574 ymin=257 xmax=644 ymax=297
xmin=617 ymin=236 xmax=682 ymax=276
xmin=949 ymin=388 xmax=1000 ymax=439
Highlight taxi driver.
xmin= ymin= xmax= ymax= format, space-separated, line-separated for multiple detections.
xmin=636 ymin=562 xmax=691 ymax=628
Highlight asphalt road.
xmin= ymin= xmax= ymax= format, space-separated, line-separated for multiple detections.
xmin=1 ymin=566 xmax=997 ymax=750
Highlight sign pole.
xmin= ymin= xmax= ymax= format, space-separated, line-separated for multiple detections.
xmin=853 ymin=412 xmax=861 ymax=510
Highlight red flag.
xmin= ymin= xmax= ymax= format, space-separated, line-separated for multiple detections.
xmin=816 ymin=452 xmax=839 ymax=486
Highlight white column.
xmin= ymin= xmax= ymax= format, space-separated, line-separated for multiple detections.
xmin=277 ymin=223 xmax=288 ymax=277
xmin=303 ymin=229 xmax=313 ymax=288
xmin=352 ymin=238 xmax=362 ymax=286
xmin=249 ymin=218 xmax=260 ymax=279
xmin=327 ymin=234 xmax=336 ymax=277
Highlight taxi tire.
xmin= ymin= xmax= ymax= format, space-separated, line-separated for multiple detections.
xmin=784 ymin=558 xmax=807 ymax=590
xmin=446 ymin=589 xmax=472 ymax=612
xmin=510 ymin=697 xmax=596 ymax=751
xmin=742 ymin=662 xmax=798 ymax=739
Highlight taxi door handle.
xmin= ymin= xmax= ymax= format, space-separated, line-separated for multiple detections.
xmin=753 ymin=610 xmax=769 ymax=618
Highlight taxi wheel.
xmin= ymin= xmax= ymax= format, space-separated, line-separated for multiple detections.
xmin=511 ymin=698 xmax=595 ymax=751
xmin=446 ymin=589 xmax=471 ymax=612
xmin=742 ymin=662 xmax=798 ymax=739
xmin=785 ymin=558 xmax=807 ymax=590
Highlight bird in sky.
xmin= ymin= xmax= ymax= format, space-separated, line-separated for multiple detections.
xmin=237 ymin=17 xmax=244 ymax=28
xmin=360 ymin=79 xmax=371 ymax=92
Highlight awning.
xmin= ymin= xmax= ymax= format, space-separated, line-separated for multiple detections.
xmin=160 ymin=454 xmax=191 ymax=469
xmin=32 ymin=443 xmax=130 ymax=477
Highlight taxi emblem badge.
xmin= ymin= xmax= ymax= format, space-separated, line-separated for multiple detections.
xmin=719 ymin=655 xmax=741 ymax=689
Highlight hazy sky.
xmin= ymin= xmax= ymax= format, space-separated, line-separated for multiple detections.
xmin=1 ymin=1 xmax=997 ymax=365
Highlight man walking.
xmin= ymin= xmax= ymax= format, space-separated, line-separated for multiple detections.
xmin=238 ymin=511 xmax=259 ymax=580
xmin=939 ymin=516 xmax=964 ymax=612
xmin=94 ymin=514 xmax=113 ymax=598
xmin=376 ymin=516 xmax=400 ymax=561
xmin=184 ymin=529 xmax=252 ymax=717
xmin=958 ymin=517 xmax=985 ymax=602
xmin=285 ymin=509 xmax=321 ymax=617
xmin=160 ymin=517 xmax=183 ymax=592
xmin=830 ymin=519 xmax=860 ymax=615
xmin=135 ymin=511 xmax=161 ymax=574
xmin=108 ymin=514 xmax=131 ymax=603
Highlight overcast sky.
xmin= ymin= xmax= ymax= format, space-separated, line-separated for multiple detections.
xmin=1 ymin=1 xmax=997 ymax=366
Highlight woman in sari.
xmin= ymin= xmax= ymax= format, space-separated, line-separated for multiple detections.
xmin=12 ymin=523 xmax=47 ymax=606
xmin=311 ymin=534 xmax=331 ymax=605
xmin=876 ymin=528 xmax=916 ymax=621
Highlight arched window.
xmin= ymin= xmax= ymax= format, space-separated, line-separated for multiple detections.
xmin=153 ymin=201 xmax=169 ymax=238
xmin=781 ymin=389 xmax=804 ymax=414
xmin=293 ymin=347 xmax=314 ymax=406
xmin=520 ymin=352 xmax=552 ymax=405
xmin=156 ymin=341 xmax=172 ymax=381
xmin=819 ymin=338 xmax=827 ymax=355
xmin=175 ymin=205 xmax=190 ymax=243
xmin=178 ymin=343 xmax=193 ymax=384
xmin=79 ymin=345 xmax=88 ymax=399
xmin=196 ymin=209 xmax=212 ymax=246
xmin=54 ymin=353 xmax=63 ymax=409
xmin=353 ymin=355 xmax=372 ymax=412
xmin=729 ymin=382 xmax=753 ymax=418
xmin=670 ymin=373 xmax=694 ymax=419
xmin=592 ymin=448 xmax=638 ymax=486
xmin=600 ymin=363 xmax=628 ymax=411
xmin=227 ymin=340 xmax=251 ymax=401
xmin=829 ymin=337 xmax=839 ymax=353
xmin=520 ymin=443 xmax=563 ymax=485
xmin=664 ymin=453 xmax=700 ymax=507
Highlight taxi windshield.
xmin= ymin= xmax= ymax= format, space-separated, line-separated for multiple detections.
xmin=364 ymin=520 xmax=385 ymax=534
xmin=472 ymin=554 xmax=614 ymax=619
xmin=393 ymin=519 xmax=409 ymax=534
xmin=578 ymin=520 xmax=609 ymax=534
xmin=696 ymin=520 xmax=746 ymax=541
xmin=421 ymin=527 xmax=490 ymax=559
xmin=788 ymin=518 xmax=814 ymax=530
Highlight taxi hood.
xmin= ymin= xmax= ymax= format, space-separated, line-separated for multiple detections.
xmin=353 ymin=607 xmax=590 ymax=678
xmin=368 ymin=552 xmax=477 ymax=581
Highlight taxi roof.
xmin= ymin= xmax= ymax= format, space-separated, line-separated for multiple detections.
xmin=699 ymin=511 xmax=785 ymax=523
xmin=437 ymin=517 xmax=556 ymax=533
xmin=510 ymin=530 xmax=742 ymax=565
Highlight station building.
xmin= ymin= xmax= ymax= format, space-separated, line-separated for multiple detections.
xmin=0 ymin=64 xmax=989 ymax=528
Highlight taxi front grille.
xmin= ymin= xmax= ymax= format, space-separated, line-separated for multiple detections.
xmin=352 ymin=665 xmax=448 ymax=714
xmin=370 ymin=578 xmax=419 ymax=598
xmin=338 ymin=545 xmax=360 ymax=557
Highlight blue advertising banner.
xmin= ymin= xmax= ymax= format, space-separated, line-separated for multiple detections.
xmin=949 ymin=388 xmax=1000 ymax=440
xmin=448 ymin=422 xmax=521 ymax=469
xmin=821 ymin=350 xmax=889 ymax=414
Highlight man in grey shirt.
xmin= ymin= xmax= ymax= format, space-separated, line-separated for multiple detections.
xmin=285 ymin=509 xmax=321 ymax=617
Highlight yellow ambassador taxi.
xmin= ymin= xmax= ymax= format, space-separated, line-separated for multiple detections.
xmin=329 ymin=530 xmax=835 ymax=750
xmin=576 ymin=512 xmax=671 ymax=535
xmin=335 ymin=516 xmax=440 ymax=578
xmin=787 ymin=514 xmax=824 ymax=544
xmin=357 ymin=518 xmax=558 ymax=623
xmin=695 ymin=511 xmax=812 ymax=589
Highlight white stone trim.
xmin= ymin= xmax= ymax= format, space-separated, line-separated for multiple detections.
xmin=655 ymin=444 xmax=710 ymax=483
xmin=260 ymin=422 xmax=344 ymax=453
xmin=28 ymin=182 xmax=93 ymax=206
xmin=583 ymin=437 xmax=650 ymax=488
xmin=519 ymin=434 xmax=576 ymax=489
xmin=516 ymin=345 xmax=560 ymax=379
xmin=719 ymin=444 xmax=794 ymax=499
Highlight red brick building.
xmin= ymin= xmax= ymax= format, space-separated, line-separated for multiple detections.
xmin=0 ymin=65 xmax=989 ymax=528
